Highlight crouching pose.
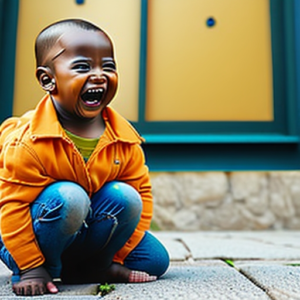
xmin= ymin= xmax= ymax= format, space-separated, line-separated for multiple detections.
xmin=0 ymin=19 xmax=169 ymax=296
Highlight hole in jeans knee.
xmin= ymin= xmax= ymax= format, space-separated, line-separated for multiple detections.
xmin=92 ymin=213 xmax=119 ymax=250
xmin=97 ymin=213 xmax=118 ymax=225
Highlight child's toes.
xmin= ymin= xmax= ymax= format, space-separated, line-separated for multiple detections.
xmin=128 ymin=271 xmax=157 ymax=283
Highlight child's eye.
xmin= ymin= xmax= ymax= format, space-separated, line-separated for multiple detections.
xmin=72 ymin=63 xmax=90 ymax=72
xmin=103 ymin=62 xmax=116 ymax=71
xmin=102 ymin=58 xmax=116 ymax=71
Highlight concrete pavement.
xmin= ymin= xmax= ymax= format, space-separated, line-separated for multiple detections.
xmin=1 ymin=231 xmax=300 ymax=299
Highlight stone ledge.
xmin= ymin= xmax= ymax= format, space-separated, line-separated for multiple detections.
xmin=151 ymin=171 xmax=300 ymax=231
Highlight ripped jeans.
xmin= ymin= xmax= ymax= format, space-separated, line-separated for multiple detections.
xmin=0 ymin=181 xmax=169 ymax=284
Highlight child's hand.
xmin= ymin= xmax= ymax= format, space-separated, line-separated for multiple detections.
xmin=12 ymin=265 xmax=58 ymax=296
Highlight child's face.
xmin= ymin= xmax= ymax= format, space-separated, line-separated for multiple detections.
xmin=46 ymin=28 xmax=118 ymax=119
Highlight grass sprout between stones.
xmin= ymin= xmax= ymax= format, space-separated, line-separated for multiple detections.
xmin=224 ymin=259 xmax=235 ymax=267
xmin=98 ymin=283 xmax=116 ymax=296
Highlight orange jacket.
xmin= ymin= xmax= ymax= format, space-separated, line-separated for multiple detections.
xmin=0 ymin=95 xmax=152 ymax=271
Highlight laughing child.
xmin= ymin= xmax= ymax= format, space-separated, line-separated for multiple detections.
xmin=0 ymin=19 xmax=169 ymax=296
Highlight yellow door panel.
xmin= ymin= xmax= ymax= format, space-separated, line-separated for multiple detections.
xmin=146 ymin=0 xmax=273 ymax=121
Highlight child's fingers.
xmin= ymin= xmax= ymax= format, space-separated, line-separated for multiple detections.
xmin=128 ymin=271 xmax=157 ymax=283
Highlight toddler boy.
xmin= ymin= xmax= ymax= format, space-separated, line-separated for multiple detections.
xmin=0 ymin=19 xmax=169 ymax=296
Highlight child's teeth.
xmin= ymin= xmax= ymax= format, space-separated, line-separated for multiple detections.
xmin=87 ymin=88 xmax=104 ymax=93
xmin=88 ymin=88 xmax=103 ymax=93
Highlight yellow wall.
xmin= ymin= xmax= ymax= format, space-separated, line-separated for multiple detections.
xmin=13 ymin=0 xmax=140 ymax=121
xmin=146 ymin=0 xmax=273 ymax=121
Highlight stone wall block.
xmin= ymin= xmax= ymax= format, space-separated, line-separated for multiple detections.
xmin=152 ymin=206 xmax=175 ymax=230
xmin=199 ymin=209 xmax=220 ymax=230
xmin=245 ymin=191 xmax=269 ymax=216
xmin=285 ymin=218 xmax=300 ymax=230
xmin=173 ymin=209 xmax=200 ymax=231
xmin=151 ymin=173 xmax=182 ymax=210
xmin=239 ymin=206 xmax=276 ymax=230
xmin=283 ymin=172 xmax=300 ymax=216
xmin=150 ymin=171 xmax=300 ymax=231
xmin=181 ymin=172 xmax=228 ymax=205
xmin=214 ymin=195 xmax=247 ymax=230
xmin=269 ymin=173 xmax=296 ymax=219
xmin=291 ymin=185 xmax=300 ymax=216
xmin=271 ymin=171 xmax=300 ymax=187
xmin=270 ymin=194 xmax=295 ymax=219
xmin=230 ymin=172 xmax=267 ymax=201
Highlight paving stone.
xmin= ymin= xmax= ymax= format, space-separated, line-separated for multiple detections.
xmin=234 ymin=260 xmax=300 ymax=268
xmin=170 ymin=260 xmax=228 ymax=267
xmin=103 ymin=265 xmax=270 ymax=300
xmin=158 ymin=237 xmax=191 ymax=261
xmin=238 ymin=264 xmax=300 ymax=300
xmin=209 ymin=231 xmax=300 ymax=249
xmin=177 ymin=233 xmax=300 ymax=260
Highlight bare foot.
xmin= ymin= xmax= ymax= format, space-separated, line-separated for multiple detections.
xmin=105 ymin=263 xmax=157 ymax=283
xmin=128 ymin=270 xmax=157 ymax=283
xmin=61 ymin=262 xmax=157 ymax=284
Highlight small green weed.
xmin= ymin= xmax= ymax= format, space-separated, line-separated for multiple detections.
xmin=224 ymin=259 xmax=235 ymax=267
xmin=286 ymin=263 xmax=300 ymax=267
xmin=98 ymin=283 xmax=116 ymax=296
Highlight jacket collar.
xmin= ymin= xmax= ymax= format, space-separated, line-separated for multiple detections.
xmin=30 ymin=94 xmax=143 ymax=143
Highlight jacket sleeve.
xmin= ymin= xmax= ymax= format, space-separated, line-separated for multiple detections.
xmin=113 ymin=143 xmax=153 ymax=263
xmin=0 ymin=140 xmax=53 ymax=270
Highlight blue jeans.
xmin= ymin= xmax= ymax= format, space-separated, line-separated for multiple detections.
xmin=0 ymin=181 xmax=169 ymax=284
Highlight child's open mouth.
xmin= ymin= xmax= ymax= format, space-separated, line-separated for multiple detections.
xmin=81 ymin=88 xmax=104 ymax=107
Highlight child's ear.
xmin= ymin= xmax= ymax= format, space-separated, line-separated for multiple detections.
xmin=36 ymin=66 xmax=56 ymax=93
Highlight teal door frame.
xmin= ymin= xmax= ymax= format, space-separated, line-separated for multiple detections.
xmin=0 ymin=0 xmax=19 ymax=122
xmin=135 ymin=0 xmax=297 ymax=138
xmin=136 ymin=0 xmax=300 ymax=171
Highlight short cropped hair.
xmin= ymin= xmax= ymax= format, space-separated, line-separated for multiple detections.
xmin=35 ymin=19 xmax=105 ymax=67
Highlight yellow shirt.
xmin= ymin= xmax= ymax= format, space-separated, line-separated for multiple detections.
xmin=65 ymin=130 xmax=99 ymax=161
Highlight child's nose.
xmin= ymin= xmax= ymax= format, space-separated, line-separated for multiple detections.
xmin=90 ymin=72 xmax=106 ymax=83
xmin=89 ymin=67 xmax=106 ymax=82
